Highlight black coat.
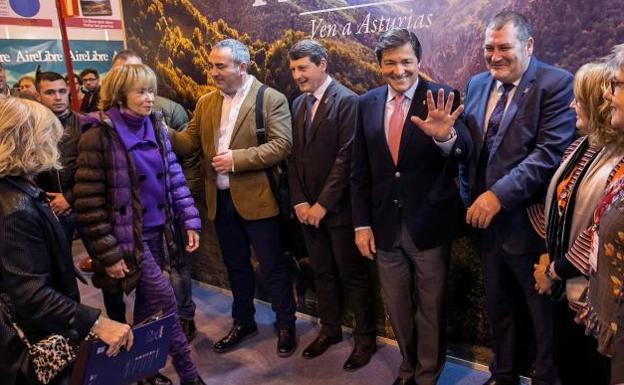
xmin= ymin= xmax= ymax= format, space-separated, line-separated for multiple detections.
xmin=350 ymin=78 xmax=471 ymax=250
xmin=288 ymin=80 xmax=357 ymax=227
xmin=0 ymin=176 xmax=100 ymax=384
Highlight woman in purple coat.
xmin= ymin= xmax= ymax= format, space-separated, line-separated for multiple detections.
xmin=73 ymin=64 xmax=205 ymax=385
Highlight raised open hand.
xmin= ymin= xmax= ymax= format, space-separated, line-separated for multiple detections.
xmin=411 ymin=88 xmax=464 ymax=141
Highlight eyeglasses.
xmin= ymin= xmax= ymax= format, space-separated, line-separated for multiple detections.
xmin=82 ymin=77 xmax=98 ymax=82
xmin=611 ymin=79 xmax=624 ymax=95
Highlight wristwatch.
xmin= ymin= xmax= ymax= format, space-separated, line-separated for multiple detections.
xmin=544 ymin=262 xmax=558 ymax=282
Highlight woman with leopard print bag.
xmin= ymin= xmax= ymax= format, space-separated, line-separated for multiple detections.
xmin=0 ymin=98 xmax=133 ymax=385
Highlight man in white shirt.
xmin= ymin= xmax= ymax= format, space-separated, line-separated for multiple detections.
xmin=169 ymin=39 xmax=297 ymax=357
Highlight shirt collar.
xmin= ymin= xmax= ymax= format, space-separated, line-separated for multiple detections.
xmin=308 ymin=75 xmax=332 ymax=102
xmin=494 ymin=77 xmax=521 ymax=92
xmin=386 ymin=77 xmax=419 ymax=104
xmin=220 ymin=74 xmax=255 ymax=100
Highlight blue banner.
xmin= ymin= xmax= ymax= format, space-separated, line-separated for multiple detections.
xmin=0 ymin=39 xmax=124 ymax=85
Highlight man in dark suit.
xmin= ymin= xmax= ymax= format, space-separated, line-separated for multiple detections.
xmin=351 ymin=28 xmax=470 ymax=385
xmin=460 ymin=11 xmax=575 ymax=385
xmin=287 ymin=39 xmax=377 ymax=371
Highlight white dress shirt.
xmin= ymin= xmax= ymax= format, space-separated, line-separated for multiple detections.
xmin=216 ymin=74 xmax=255 ymax=189
xmin=307 ymin=75 xmax=333 ymax=122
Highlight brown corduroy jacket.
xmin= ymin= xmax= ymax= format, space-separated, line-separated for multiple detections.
xmin=169 ymin=78 xmax=292 ymax=221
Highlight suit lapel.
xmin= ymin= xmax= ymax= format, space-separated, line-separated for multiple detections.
xmin=306 ymin=81 xmax=336 ymax=146
xmin=489 ymin=57 xmax=537 ymax=158
xmin=397 ymin=77 xmax=428 ymax=165
xmin=293 ymin=96 xmax=306 ymax=151
xmin=372 ymin=86 xmax=394 ymax=166
xmin=475 ymin=77 xmax=495 ymax=156
xmin=229 ymin=78 xmax=261 ymax=147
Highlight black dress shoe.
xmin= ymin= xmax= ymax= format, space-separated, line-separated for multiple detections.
xmin=481 ymin=376 xmax=520 ymax=385
xmin=391 ymin=376 xmax=415 ymax=385
xmin=301 ymin=334 xmax=342 ymax=359
xmin=343 ymin=342 xmax=377 ymax=371
xmin=213 ymin=323 xmax=258 ymax=353
xmin=277 ymin=327 xmax=297 ymax=357
xmin=137 ymin=372 xmax=172 ymax=385
xmin=181 ymin=318 xmax=196 ymax=343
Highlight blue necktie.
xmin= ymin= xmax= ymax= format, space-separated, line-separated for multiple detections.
xmin=304 ymin=94 xmax=317 ymax=142
xmin=475 ymin=83 xmax=514 ymax=194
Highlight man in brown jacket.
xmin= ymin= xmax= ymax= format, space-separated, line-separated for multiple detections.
xmin=169 ymin=38 xmax=297 ymax=357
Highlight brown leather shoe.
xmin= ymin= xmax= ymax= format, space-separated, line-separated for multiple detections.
xmin=343 ymin=342 xmax=377 ymax=371
xmin=78 ymin=256 xmax=93 ymax=273
xmin=301 ymin=333 xmax=342 ymax=359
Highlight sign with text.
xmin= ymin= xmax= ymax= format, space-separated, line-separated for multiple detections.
xmin=0 ymin=39 xmax=124 ymax=84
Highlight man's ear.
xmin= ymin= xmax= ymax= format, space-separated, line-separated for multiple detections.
xmin=526 ymin=36 xmax=534 ymax=56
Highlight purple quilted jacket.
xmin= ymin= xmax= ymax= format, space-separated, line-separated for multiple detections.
xmin=73 ymin=110 xmax=200 ymax=293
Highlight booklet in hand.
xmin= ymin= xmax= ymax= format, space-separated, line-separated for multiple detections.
xmin=70 ymin=312 xmax=175 ymax=385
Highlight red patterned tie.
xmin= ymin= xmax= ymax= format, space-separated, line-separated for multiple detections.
xmin=388 ymin=93 xmax=404 ymax=165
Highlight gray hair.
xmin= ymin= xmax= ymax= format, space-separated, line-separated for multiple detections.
xmin=214 ymin=39 xmax=251 ymax=66
xmin=605 ymin=44 xmax=624 ymax=75
xmin=486 ymin=10 xmax=532 ymax=43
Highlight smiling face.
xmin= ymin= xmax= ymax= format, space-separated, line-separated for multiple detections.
xmin=124 ymin=84 xmax=154 ymax=116
xmin=606 ymin=68 xmax=624 ymax=130
xmin=208 ymin=47 xmax=246 ymax=96
xmin=379 ymin=43 xmax=420 ymax=94
xmin=289 ymin=56 xmax=327 ymax=94
xmin=484 ymin=22 xmax=533 ymax=84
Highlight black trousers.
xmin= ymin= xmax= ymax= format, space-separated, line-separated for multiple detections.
xmin=481 ymin=229 xmax=558 ymax=385
xmin=553 ymin=300 xmax=610 ymax=385
xmin=300 ymin=222 xmax=376 ymax=340
xmin=215 ymin=189 xmax=296 ymax=329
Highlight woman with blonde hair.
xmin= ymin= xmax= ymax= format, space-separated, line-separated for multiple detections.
xmin=0 ymin=98 xmax=132 ymax=385
xmin=73 ymin=64 xmax=204 ymax=385
xmin=574 ymin=44 xmax=624 ymax=384
xmin=532 ymin=62 xmax=614 ymax=384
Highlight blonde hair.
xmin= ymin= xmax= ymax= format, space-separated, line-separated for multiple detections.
xmin=98 ymin=63 xmax=157 ymax=111
xmin=0 ymin=98 xmax=63 ymax=177
xmin=574 ymin=63 xmax=615 ymax=147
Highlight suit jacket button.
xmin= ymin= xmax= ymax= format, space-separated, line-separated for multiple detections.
xmin=395 ymin=172 xmax=401 ymax=178
xmin=156 ymin=172 xmax=164 ymax=179
xmin=138 ymin=174 xmax=147 ymax=182
xmin=157 ymin=203 xmax=165 ymax=210
xmin=393 ymin=199 xmax=398 ymax=204
xmin=455 ymin=148 xmax=462 ymax=156
xmin=142 ymin=207 xmax=147 ymax=214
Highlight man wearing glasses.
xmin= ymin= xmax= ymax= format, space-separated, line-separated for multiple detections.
xmin=79 ymin=68 xmax=101 ymax=113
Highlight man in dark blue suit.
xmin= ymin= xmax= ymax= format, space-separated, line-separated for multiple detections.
xmin=351 ymin=28 xmax=470 ymax=385
xmin=460 ymin=11 xmax=575 ymax=385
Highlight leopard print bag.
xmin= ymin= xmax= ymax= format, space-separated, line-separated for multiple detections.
xmin=10 ymin=320 xmax=80 ymax=384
